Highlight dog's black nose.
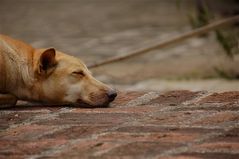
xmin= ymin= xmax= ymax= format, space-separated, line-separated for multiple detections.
xmin=107 ymin=90 xmax=117 ymax=102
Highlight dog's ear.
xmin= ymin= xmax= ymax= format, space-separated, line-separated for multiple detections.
xmin=38 ymin=48 xmax=57 ymax=75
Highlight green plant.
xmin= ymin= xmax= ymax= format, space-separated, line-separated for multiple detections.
xmin=177 ymin=0 xmax=239 ymax=59
xmin=214 ymin=67 xmax=239 ymax=80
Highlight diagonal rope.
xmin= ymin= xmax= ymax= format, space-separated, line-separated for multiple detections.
xmin=88 ymin=15 xmax=239 ymax=69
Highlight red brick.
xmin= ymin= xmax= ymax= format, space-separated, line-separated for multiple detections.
xmin=190 ymin=128 xmax=239 ymax=153
xmin=58 ymin=141 xmax=179 ymax=158
xmin=193 ymin=142 xmax=239 ymax=152
xmin=0 ymin=139 xmax=67 ymax=156
xmin=0 ymin=112 xmax=45 ymax=131
xmin=199 ymin=91 xmax=239 ymax=103
xmin=111 ymin=91 xmax=146 ymax=106
xmin=56 ymin=140 xmax=124 ymax=159
xmin=0 ymin=154 xmax=24 ymax=159
xmin=9 ymin=102 xmax=63 ymax=112
xmin=0 ymin=125 xmax=55 ymax=140
xmin=36 ymin=113 xmax=141 ymax=126
xmin=99 ymin=142 xmax=181 ymax=158
xmin=103 ymin=126 xmax=220 ymax=144
xmin=141 ymin=111 xmax=211 ymax=125
xmin=193 ymin=112 xmax=239 ymax=126
xmin=115 ymin=126 xmax=221 ymax=134
xmin=173 ymin=102 xmax=239 ymax=111
xmin=223 ymin=128 xmax=239 ymax=138
xmin=163 ymin=156 xmax=202 ymax=159
xmin=163 ymin=153 xmax=239 ymax=159
xmin=148 ymin=90 xmax=200 ymax=105
xmin=98 ymin=132 xmax=199 ymax=143
xmin=40 ymin=125 xmax=110 ymax=140
xmin=72 ymin=105 xmax=160 ymax=114
xmin=221 ymin=102 xmax=239 ymax=111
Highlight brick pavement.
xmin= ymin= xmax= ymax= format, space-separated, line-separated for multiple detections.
xmin=0 ymin=90 xmax=239 ymax=159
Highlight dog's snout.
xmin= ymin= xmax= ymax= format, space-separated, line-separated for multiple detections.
xmin=107 ymin=90 xmax=117 ymax=102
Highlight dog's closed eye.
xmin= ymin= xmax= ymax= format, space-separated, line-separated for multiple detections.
xmin=72 ymin=70 xmax=85 ymax=77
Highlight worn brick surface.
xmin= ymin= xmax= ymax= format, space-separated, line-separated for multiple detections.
xmin=111 ymin=91 xmax=147 ymax=106
xmin=192 ymin=111 xmax=239 ymax=126
xmin=0 ymin=112 xmax=47 ymax=131
xmin=199 ymin=92 xmax=239 ymax=103
xmin=148 ymin=90 xmax=200 ymax=106
xmin=1 ymin=91 xmax=239 ymax=159
xmin=164 ymin=153 xmax=239 ymax=159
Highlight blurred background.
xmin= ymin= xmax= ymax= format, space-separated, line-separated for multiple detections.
xmin=0 ymin=0 xmax=238 ymax=92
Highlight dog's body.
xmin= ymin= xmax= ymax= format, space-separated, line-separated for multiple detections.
xmin=0 ymin=34 xmax=117 ymax=107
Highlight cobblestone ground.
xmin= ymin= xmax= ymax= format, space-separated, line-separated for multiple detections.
xmin=0 ymin=91 xmax=239 ymax=158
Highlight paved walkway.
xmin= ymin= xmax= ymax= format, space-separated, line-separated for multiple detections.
xmin=0 ymin=90 xmax=239 ymax=158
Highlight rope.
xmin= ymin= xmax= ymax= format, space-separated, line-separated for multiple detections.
xmin=88 ymin=15 xmax=239 ymax=69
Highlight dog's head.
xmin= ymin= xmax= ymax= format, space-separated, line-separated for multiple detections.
xmin=34 ymin=48 xmax=117 ymax=107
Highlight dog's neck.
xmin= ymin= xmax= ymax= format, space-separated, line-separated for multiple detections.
xmin=0 ymin=52 xmax=7 ymax=93
xmin=0 ymin=35 xmax=36 ymax=99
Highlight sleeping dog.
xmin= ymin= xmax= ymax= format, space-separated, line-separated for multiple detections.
xmin=0 ymin=34 xmax=117 ymax=107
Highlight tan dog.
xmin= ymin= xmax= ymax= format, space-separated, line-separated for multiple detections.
xmin=0 ymin=34 xmax=117 ymax=108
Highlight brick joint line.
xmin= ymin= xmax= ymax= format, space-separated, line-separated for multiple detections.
xmin=122 ymin=91 xmax=160 ymax=107
xmin=155 ymin=127 xmax=237 ymax=158
xmin=4 ymin=107 xmax=74 ymax=132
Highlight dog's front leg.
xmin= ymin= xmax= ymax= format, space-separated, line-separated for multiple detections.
xmin=0 ymin=94 xmax=18 ymax=108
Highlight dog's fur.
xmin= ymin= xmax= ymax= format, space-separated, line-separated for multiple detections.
xmin=0 ymin=34 xmax=117 ymax=107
